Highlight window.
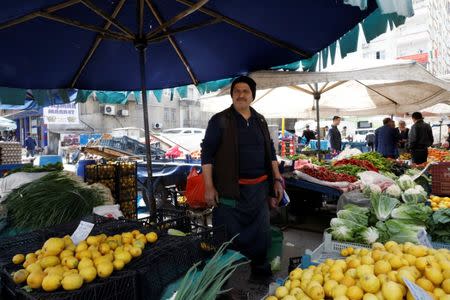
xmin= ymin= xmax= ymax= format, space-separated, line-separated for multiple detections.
xmin=194 ymin=130 xmax=203 ymax=134
xmin=183 ymin=130 xmax=192 ymax=134
xmin=164 ymin=108 xmax=170 ymax=121
xmin=375 ymin=50 xmax=385 ymax=59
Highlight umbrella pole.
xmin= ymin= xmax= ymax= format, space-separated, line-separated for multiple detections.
xmin=314 ymin=87 xmax=321 ymax=160
xmin=136 ymin=42 xmax=156 ymax=220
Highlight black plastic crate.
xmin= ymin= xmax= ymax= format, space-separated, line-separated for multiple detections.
xmin=2 ymin=265 xmax=137 ymax=300
xmin=0 ymin=229 xmax=49 ymax=266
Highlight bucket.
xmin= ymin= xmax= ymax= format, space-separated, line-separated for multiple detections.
xmin=77 ymin=159 xmax=96 ymax=179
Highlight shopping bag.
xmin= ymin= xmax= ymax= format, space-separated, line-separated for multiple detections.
xmin=185 ymin=167 xmax=207 ymax=208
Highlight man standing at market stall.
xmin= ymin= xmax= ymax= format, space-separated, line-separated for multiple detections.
xmin=201 ymin=76 xmax=284 ymax=278
xmin=328 ymin=116 xmax=342 ymax=153
xmin=375 ymin=118 xmax=400 ymax=158
xmin=408 ymin=112 xmax=434 ymax=164
xmin=397 ymin=120 xmax=409 ymax=155
xmin=302 ymin=125 xmax=316 ymax=145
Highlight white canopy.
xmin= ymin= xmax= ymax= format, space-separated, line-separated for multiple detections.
xmin=200 ymin=59 xmax=450 ymax=118
xmin=0 ymin=116 xmax=17 ymax=131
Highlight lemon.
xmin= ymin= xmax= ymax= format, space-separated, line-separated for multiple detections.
xmin=290 ymin=287 xmax=303 ymax=297
xmin=374 ymin=260 xmax=391 ymax=275
xmin=63 ymin=269 xmax=78 ymax=277
xmin=86 ymin=236 xmax=99 ymax=246
xmin=275 ymin=286 xmax=289 ymax=299
xmin=381 ymin=281 xmax=403 ymax=300
xmin=332 ymin=284 xmax=348 ymax=298
xmin=308 ymin=285 xmax=324 ymax=300
xmin=97 ymin=262 xmax=113 ymax=278
xmin=78 ymin=258 xmax=94 ymax=270
xmin=99 ymin=243 xmax=110 ymax=255
xmin=114 ymin=251 xmax=132 ymax=264
xmin=27 ymin=271 xmax=45 ymax=289
xmin=362 ymin=293 xmax=378 ymax=300
xmin=12 ymin=254 xmax=25 ymax=265
xmin=360 ymin=274 xmax=381 ymax=294
xmin=61 ymin=274 xmax=83 ymax=290
xmin=79 ymin=266 xmax=97 ymax=283
xmin=265 ymin=297 xmax=277 ymax=300
xmin=26 ymin=262 xmax=43 ymax=274
xmin=129 ymin=246 xmax=142 ymax=258
xmin=13 ymin=269 xmax=29 ymax=284
xmin=40 ymin=256 xmax=60 ymax=269
xmin=416 ymin=277 xmax=434 ymax=292
xmin=425 ymin=266 xmax=444 ymax=285
xmin=334 ymin=297 xmax=349 ymax=300
xmin=145 ymin=232 xmax=158 ymax=243
xmin=340 ymin=275 xmax=355 ymax=287
xmin=113 ymin=259 xmax=125 ymax=271
xmin=75 ymin=241 xmax=88 ymax=253
xmin=43 ymin=238 xmax=65 ymax=256
xmin=289 ymin=268 xmax=302 ymax=280
xmin=346 ymin=286 xmax=364 ymax=300
xmin=442 ymin=278 xmax=450 ymax=294
xmin=42 ymin=274 xmax=62 ymax=292
xmin=59 ymin=250 xmax=74 ymax=260
xmin=323 ymin=280 xmax=338 ymax=297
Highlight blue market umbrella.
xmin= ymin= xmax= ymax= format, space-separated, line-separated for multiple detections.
xmin=0 ymin=0 xmax=402 ymax=213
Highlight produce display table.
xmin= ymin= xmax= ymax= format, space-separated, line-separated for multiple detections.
xmin=0 ymin=164 xmax=25 ymax=177
xmin=283 ymin=176 xmax=343 ymax=200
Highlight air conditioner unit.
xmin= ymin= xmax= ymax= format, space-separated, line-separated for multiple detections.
xmin=152 ymin=122 xmax=163 ymax=129
xmin=104 ymin=105 xmax=116 ymax=115
xmin=119 ymin=109 xmax=129 ymax=117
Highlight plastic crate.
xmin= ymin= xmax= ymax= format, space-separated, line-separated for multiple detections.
xmin=0 ymin=229 xmax=50 ymax=266
xmin=1 ymin=265 xmax=137 ymax=300
xmin=302 ymin=232 xmax=450 ymax=268
xmin=429 ymin=162 xmax=450 ymax=196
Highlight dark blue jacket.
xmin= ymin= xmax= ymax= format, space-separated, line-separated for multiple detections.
xmin=24 ymin=137 xmax=37 ymax=150
xmin=328 ymin=125 xmax=341 ymax=151
xmin=375 ymin=125 xmax=399 ymax=157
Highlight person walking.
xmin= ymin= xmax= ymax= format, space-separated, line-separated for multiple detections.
xmin=24 ymin=134 xmax=37 ymax=157
xmin=365 ymin=131 xmax=375 ymax=151
xmin=201 ymin=76 xmax=283 ymax=278
xmin=374 ymin=118 xmax=400 ymax=158
xmin=302 ymin=125 xmax=316 ymax=145
xmin=397 ymin=120 xmax=409 ymax=155
xmin=328 ymin=116 xmax=342 ymax=153
xmin=408 ymin=112 xmax=434 ymax=164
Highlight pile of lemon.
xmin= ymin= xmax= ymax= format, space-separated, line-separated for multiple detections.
xmin=428 ymin=196 xmax=450 ymax=211
xmin=11 ymin=229 xmax=158 ymax=292
xmin=266 ymin=241 xmax=450 ymax=300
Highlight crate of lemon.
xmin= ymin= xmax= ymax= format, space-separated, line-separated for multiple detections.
xmin=265 ymin=241 xmax=450 ymax=300
xmin=6 ymin=229 xmax=158 ymax=298
xmin=428 ymin=196 xmax=450 ymax=211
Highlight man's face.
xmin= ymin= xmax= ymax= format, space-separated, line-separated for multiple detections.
xmin=232 ymin=83 xmax=253 ymax=111
xmin=399 ymin=122 xmax=405 ymax=129
xmin=334 ymin=118 xmax=341 ymax=126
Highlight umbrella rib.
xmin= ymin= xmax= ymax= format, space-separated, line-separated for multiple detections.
xmin=80 ymin=0 xmax=134 ymax=38
xmin=318 ymin=82 xmax=329 ymax=94
xmin=147 ymin=18 xmax=222 ymax=44
xmin=70 ymin=0 xmax=128 ymax=88
xmin=146 ymin=0 xmax=209 ymax=39
xmin=146 ymin=0 xmax=199 ymax=84
xmin=289 ymin=85 xmax=314 ymax=95
xmin=175 ymin=0 xmax=310 ymax=58
xmin=321 ymin=80 xmax=347 ymax=94
xmin=37 ymin=12 xmax=131 ymax=41
xmin=355 ymin=80 xmax=399 ymax=105
xmin=0 ymin=0 xmax=80 ymax=31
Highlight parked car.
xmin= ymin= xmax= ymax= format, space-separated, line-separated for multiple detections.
xmin=160 ymin=128 xmax=206 ymax=151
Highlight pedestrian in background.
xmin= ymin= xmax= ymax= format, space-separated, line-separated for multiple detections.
xmin=302 ymin=125 xmax=316 ymax=145
xmin=375 ymin=118 xmax=400 ymax=158
xmin=328 ymin=116 xmax=342 ymax=153
xmin=24 ymin=134 xmax=37 ymax=157
xmin=365 ymin=131 xmax=375 ymax=151
xmin=408 ymin=112 xmax=433 ymax=164
xmin=397 ymin=120 xmax=409 ymax=155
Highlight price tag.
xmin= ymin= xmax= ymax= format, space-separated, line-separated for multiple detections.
xmin=403 ymin=278 xmax=433 ymax=300
xmin=417 ymin=228 xmax=433 ymax=249
xmin=70 ymin=221 xmax=94 ymax=245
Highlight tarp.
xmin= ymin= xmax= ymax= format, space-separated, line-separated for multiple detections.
xmin=200 ymin=59 xmax=450 ymax=118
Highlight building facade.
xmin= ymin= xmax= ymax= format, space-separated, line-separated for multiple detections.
xmin=428 ymin=0 xmax=450 ymax=76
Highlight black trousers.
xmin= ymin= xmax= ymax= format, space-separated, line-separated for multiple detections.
xmin=212 ymin=181 xmax=270 ymax=268
xmin=411 ymin=148 xmax=428 ymax=164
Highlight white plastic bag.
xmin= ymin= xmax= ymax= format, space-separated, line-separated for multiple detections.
xmin=93 ymin=204 xmax=124 ymax=219
xmin=332 ymin=147 xmax=362 ymax=161
xmin=359 ymin=171 xmax=394 ymax=191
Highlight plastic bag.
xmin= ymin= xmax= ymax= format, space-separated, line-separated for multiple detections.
xmin=359 ymin=171 xmax=394 ymax=191
xmin=332 ymin=147 xmax=362 ymax=161
xmin=185 ymin=167 xmax=207 ymax=208
xmin=93 ymin=204 xmax=124 ymax=219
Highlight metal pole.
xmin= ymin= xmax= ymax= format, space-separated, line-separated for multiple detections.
xmin=314 ymin=91 xmax=321 ymax=159
xmin=136 ymin=41 xmax=156 ymax=219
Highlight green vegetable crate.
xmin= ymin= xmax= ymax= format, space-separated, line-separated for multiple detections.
xmin=84 ymin=162 xmax=138 ymax=219
xmin=301 ymin=232 xmax=450 ymax=269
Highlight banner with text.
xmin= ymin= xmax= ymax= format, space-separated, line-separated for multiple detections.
xmin=43 ymin=103 xmax=79 ymax=124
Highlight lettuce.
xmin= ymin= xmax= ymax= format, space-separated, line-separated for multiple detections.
xmin=391 ymin=204 xmax=432 ymax=225
xmin=331 ymin=226 xmax=353 ymax=241
xmin=397 ymin=175 xmax=415 ymax=191
xmin=384 ymin=219 xmax=425 ymax=244
xmin=355 ymin=227 xmax=379 ymax=244
xmin=401 ymin=188 xmax=427 ymax=204
xmin=336 ymin=210 xmax=369 ymax=225
xmin=371 ymin=194 xmax=400 ymax=221
xmin=385 ymin=184 xmax=402 ymax=199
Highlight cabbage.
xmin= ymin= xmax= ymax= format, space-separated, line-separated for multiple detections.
xmin=397 ymin=175 xmax=415 ymax=191
xmin=356 ymin=227 xmax=380 ymax=244
xmin=343 ymin=204 xmax=370 ymax=215
xmin=331 ymin=226 xmax=353 ymax=241
xmin=371 ymin=194 xmax=400 ymax=221
xmin=363 ymin=184 xmax=382 ymax=198
xmin=336 ymin=210 xmax=368 ymax=225
xmin=391 ymin=204 xmax=432 ymax=225
xmin=330 ymin=218 xmax=366 ymax=231
xmin=384 ymin=219 xmax=425 ymax=244
xmin=401 ymin=188 xmax=427 ymax=204
xmin=385 ymin=184 xmax=402 ymax=199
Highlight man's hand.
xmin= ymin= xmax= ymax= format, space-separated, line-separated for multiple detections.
xmin=204 ymin=184 xmax=219 ymax=207
xmin=274 ymin=181 xmax=284 ymax=203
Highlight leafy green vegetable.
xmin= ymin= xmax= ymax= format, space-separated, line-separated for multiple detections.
xmin=390 ymin=204 xmax=432 ymax=225
xmin=401 ymin=188 xmax=427 ymax=204
xmin=353 ymin=152 xmax=392 ymax=172
xmin=331 ymin=226 xmax=353 ymax=241
xmin=385 ymin=184 xmax=402 ymax=199
xmin=370 ymin=194 xmax=399 ymax=221
xmin=355 ymin=227 xmax=379 ymax=244
xmin=397 ymin=175 xmax=415 ymax=191
xmin=383 ymin=219 xmax=425 ymax=244
xmin=330 ymin=165 xmax=366 ymax=177
xmin=343 ymin=204 xmax=370 ymax=215
xmin=336 ymin=210 xmax=368 ymax=225
xmin=427 ymin=208 xmax=450 ymax=243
